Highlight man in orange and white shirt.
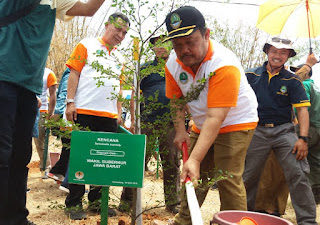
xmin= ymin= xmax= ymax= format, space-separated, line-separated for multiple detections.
xmin=164 ymin=6 xmax=258 ymax=224
xmin=34 ymin=68 xmax=57 ymax=174
xmin=64 ymin=12 xmax=130 ymax=220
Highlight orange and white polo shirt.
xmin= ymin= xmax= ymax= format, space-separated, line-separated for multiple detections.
xmin=39 ymin=68 xmax=57 ymax=113
xmin=165 ymin=39 xmax=258 ymax=134
xmin=66 ymin=37 xmax=123 ymax=119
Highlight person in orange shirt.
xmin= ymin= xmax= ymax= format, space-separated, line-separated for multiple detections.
xmin=163 ymin=6 xmax=258 ymax=224
xmin=34 ymin=68 xmax=57 ymax=177
xmin=64 ymin=12 xmax=130 ymax=220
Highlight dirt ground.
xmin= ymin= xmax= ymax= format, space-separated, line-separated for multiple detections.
xmin=26 ymin=136 xmax=320 ymax=224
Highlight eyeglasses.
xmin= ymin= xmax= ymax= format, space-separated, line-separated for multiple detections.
xmin=272 ymin=37 xmax=292 ymax=45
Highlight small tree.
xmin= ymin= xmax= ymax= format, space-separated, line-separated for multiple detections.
xmin=46 ymin=1 xmax=279 ymax=223
xmin=92 ymin=2 xmax=272 ymax=223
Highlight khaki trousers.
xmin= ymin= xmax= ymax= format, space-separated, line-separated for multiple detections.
xmin=174 ymin=129 xmax=254 ymax=225
xmin=255 ymin=151 xmax=289 ymax=215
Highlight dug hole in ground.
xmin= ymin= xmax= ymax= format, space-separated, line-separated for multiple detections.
xmin=27 ymin=136 xmax=320 ymax=224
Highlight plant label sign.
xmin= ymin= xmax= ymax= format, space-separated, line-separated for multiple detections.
xmin=69 ymin=130 xmax=146 ymax=188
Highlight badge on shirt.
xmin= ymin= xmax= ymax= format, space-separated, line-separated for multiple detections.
xmin=179 ymin=72 xmax=188 ymax=84
xmin=280 ymin=85 xmax=287 ymax=94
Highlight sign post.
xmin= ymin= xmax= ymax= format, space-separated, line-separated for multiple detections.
xmin=69 ymin=128 xmax=146 ymax=224
xmin=42 ymin=128 xmax=50 ymax=171
xmin=133 ymin=36 xmax=143 ymax=225
xmin=101 ymin=186 xmax=109 ymax=225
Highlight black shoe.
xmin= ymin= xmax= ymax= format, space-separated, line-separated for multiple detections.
xmin=88 ymin=204 xmax=117 ymax=217
xmin=255 ymin=210 xmax=281 ymax=217
xmin=255 ymin=210 xmax=269 ymax=214
xmin=25 ymin=220 xmax=37 ymax=225
xmin=107 ymin=207 xmax=117 ymax=217
xmin=210 ymin=183 xmax=218 ymax=190
xmin=89 ymin=207 xmax=117 ymax=217
xmin=270 ymin=211 xmax=281 ymax=217
xmin=87 ymin=201 xmax=101 ymax=214
xmin=64 ymin=208 xmax=87 ymax=220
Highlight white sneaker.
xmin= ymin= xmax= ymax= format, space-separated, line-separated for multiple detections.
xmin=59 ymin=185 xmax=70 ymax=193
xmin=47 ymin=172 xmax=64 ymax=182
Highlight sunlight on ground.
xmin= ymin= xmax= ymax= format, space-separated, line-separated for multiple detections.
xmin=27 ymin=136 xmax=320 ymax=224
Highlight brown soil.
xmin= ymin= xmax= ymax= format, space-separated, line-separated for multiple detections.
xmin=26 ymin=136 xmax=320 ymax=224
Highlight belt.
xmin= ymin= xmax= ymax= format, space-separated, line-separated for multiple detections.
xmin=258 ymin=122 xmax=289 ymax=128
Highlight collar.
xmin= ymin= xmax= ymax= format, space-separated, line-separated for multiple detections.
xmin=267 ymin=70 xmax=280 ymax=83
xmin=203 ymin=39 xmax=214 ymax=63
xmin=262 ymin=61 xmax=286 ymax=75
xmin=264 ymin=61 xmax=287 ymax=76
xmin=98 ymin=37 xmax=116 ymax=54
xmin=304 ymin=78 xmax=314 ymax=83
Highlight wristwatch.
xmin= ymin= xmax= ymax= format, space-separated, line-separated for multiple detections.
xmin=298 ymin=135 xmax=309 ymax=143
xmin=66 ymin=99 xmax=75 ymax=104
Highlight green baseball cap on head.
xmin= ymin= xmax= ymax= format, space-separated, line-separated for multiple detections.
xmin=164 ymin=6 xmax=206 ymax=42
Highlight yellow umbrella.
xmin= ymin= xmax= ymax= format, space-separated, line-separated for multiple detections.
xmin=257 ymin=0 xmax=320 ymax=52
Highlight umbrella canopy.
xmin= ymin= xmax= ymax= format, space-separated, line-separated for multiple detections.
xmin=257 ymin=0 xmax=320 ymax=38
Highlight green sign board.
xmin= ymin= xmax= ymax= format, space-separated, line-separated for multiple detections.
xmin=69 ymin=130 xmax=146 ymax=188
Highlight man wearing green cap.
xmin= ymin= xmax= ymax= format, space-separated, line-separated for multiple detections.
xmin=164 ymin=6 xmax=258 ymax=224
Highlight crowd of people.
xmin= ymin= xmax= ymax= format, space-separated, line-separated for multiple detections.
xmin=0 ymin=2 xmax=319 ymax=225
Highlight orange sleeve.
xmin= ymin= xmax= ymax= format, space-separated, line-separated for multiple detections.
xmin=47 ymin=72 xmax=57 ymax=87
xmin=207 ymin=66 xmax=241 ymax=108
xmin=66 ymin=43 xmax=88 ymax=73
xmin=165 ymin=65 xmax=183 ymax=99
xmin=120 ymin=64 xmax=125 ymax=85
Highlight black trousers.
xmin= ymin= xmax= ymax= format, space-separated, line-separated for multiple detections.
xmin=0 ymin=82 xmax=38 ymax=225
xmin=121 ymin=123 xmax=180 ymax=207
xmin=50 ymin=137 xmax=70 ymax=176
xmin=65 ymin=114 xmax=117 ymax=208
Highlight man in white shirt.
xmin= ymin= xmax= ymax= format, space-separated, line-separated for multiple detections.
xmin=34 ymin=68 xmax=57 ymax=176
xmin=65 ymin=12 xmax=130 ymax=220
